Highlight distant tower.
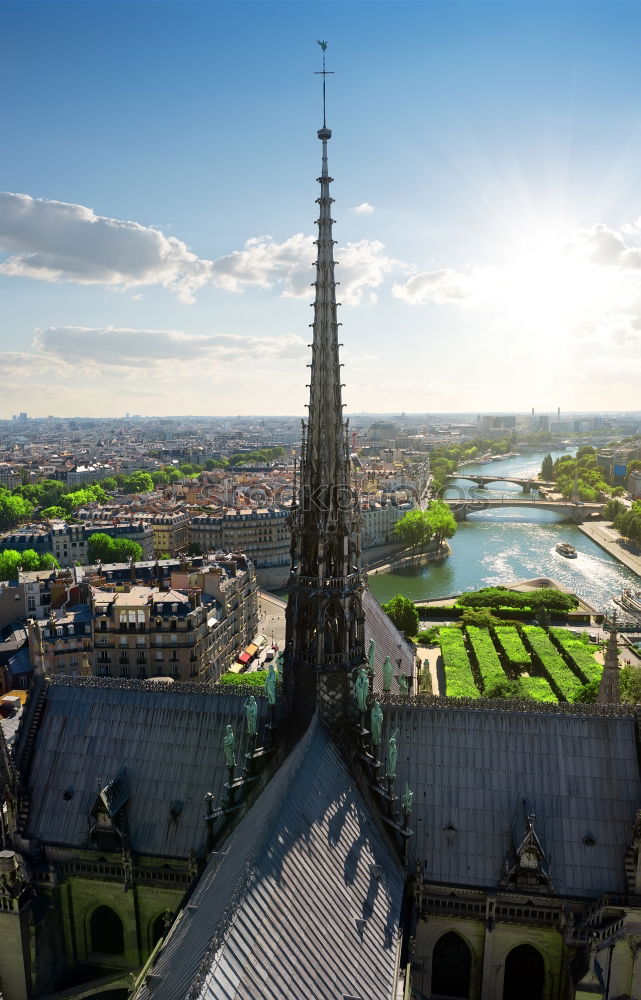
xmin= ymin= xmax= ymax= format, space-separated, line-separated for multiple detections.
xmin=597 ymin=616 xmax=621 ymax=704
xmin=557 ymin=406 xmax=561 ymax=421
xmin=284 ymin=46 xmax=366 ymax=724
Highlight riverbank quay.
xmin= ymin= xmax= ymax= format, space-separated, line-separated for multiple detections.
xmin=367 ymin=540 xmax=452 ymax=577
xmin=578 ymin=521 xmax=641 ymax=580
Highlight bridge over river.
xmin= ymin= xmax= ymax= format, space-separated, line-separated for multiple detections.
xmin=446 ymin=497 xmax=605 ymax=522
xmin=446 ymin=473 xmax=556 ymax=491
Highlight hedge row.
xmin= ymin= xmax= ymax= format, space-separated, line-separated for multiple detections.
xmin=493 ymin=626 xmax=532 ymax=670
xmin=419 ymin=604 xmax=569 ymax=623
xmin=457 ymin=586 xmax=578 ymax=612
xmin=550 ymin=629 xmax=602 ymax=684
xmin=518 ymin=675 xmax=557 ymax=703
xmin=439 ymin=628 xmax=479 ymax=698
xmin=466 ymin=626 xmax=506 ymax=692
xmin=522 ymin=626 xmax=584 ymax=701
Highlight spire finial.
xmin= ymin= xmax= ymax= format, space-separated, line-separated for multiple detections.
xmin=315 ymin=40 xmax=333 ymax=130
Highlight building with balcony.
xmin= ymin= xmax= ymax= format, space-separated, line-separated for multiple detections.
xmin=26 ymin=553 xmax=259 ymax=684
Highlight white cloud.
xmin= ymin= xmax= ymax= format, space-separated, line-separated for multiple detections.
xmin=32 ymin=326 xmax=307 ymax=376
xmin=0 ymin=193 xmax=212 ymax=303
xmin=353 ymin=202 xmax=375 ymax=215
xmin=392 ymin=267 xmax=481 ymax=306
xmin=0 ymin=192 xmax=398 ymax=306
xmin=569 ymin=223 xmax=641 ymax=270
xmin=211 ymin=233 xmax=398 ymax=305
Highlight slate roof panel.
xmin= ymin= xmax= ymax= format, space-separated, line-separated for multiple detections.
xmin=381 ymin=703 xmax=640 ymax=897
xmin=363 ymin=588 xmax=414 ymax=692
xmin=134 ymin=718 xmax=404 ymax=1000
xmin=24 ymin=679 xmax=266 ymax=858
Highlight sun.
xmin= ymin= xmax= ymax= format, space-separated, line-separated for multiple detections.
xmin=485 ymin=223 xmax=624 ymax=339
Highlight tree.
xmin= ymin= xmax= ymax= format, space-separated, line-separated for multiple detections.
xmin=60 ymin=485 xmax=108 ymax=513
xmin=122 ymin=471 xmax=154 ymax=494
xmin=0 ymin=550 xmax=23 ymax=580
xmin=0 ymin=548 xmax=59 ymax=580
xmin=0 ymin=490 xmax=34 ymax=530
xmin=87 ymin=533 xmax=142 ymax=563
xmin=424 ymin=500 xmax=457 ymax=549
xmin=113 ymin=538 xmax=143 ymax=562
xmin=604 ymin=498 xmax=626 ymax=521
xmin=621 ymin=664 xmax=641 ymax=703
xmin=40 ymin=506 xmax=67 ymax=520
xmin=393 ymin=509 xmax=433 ymax=554
xmin=381 ymin=594 xmax=419 ymax=637
xmin=460 ymin=607 xmax=499 ymax=629
xmin=540 ymin=454 xmax=554 ymax=480
xmin=571 ymin=680 xmax=600 ymax=704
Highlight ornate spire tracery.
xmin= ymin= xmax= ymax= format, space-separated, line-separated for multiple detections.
xmin=284 ymin=48 xmax=366 ymax=723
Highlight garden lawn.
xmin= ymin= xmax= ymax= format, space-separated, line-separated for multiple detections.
xmin=518 ymin=675 xmax=557 ymax=702
xmin=439 ymin=627 xmax=479 ymax=698
xmin=550 ymin=628 xmax=603 ymax=684
xmin=466 ymin=626 xmax=506 ymax=692
xmin=493 ymin=626 xmax=532 ymax=671
xmin=522 ymin=626 xmax=584 ymax=701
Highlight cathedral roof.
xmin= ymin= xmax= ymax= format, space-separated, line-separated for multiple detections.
xmin=363 ymin=588 xmax=414 ymax=691
xmin=21 ymin=677 xmax=264 ymax=858
xmin=380 ymin=701 xmax=641 ymax=898
xmin=133 ymin=716 xmax=404 ymax=1000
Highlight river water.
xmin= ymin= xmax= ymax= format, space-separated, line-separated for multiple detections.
xmin=367 ymin=449 xmax=641 ymax=613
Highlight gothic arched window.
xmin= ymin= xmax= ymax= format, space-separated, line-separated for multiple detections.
xmin=431 ymin=931 xmax=472 ymax=998
xmin=503 ymin=944 xmax=544 ymax=1000
xmin=323 ymin=601 xmax=344 ymax=655
xmin=90 ymin=905 xmax=124 ymax=955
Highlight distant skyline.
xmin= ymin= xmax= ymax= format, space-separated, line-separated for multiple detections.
xmin=3 ymin=1 xmax=641 ymax=417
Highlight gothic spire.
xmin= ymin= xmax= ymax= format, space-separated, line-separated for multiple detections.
xmin=597 ymin=615 xmax=621 ymax=705
xmin=284 ymin=46 xmax=366 ymax=724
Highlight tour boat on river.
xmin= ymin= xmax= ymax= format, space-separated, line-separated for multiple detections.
xmin=555 ymin=542 xmax=578 ymax=558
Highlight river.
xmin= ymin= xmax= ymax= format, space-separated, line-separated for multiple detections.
xmin=367 ymin=448 xmax=641 ymax=613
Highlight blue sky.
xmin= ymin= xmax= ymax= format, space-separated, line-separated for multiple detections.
xmin=3 ymin=0 xmax=641 ymax=416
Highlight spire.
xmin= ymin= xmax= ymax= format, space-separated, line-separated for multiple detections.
xmin=284 ymin=45 xmax=366 ymax=724
xmin=597 ymin=614 xmax=620 ymax=704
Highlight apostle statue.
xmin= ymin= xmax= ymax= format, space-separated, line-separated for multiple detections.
xmin=245 ymin=695 xmax=258 ymax=736
xmin=387 ymin=729 xmax=399 ymax=779
xmin=265 ymin=661 xmax=277 ymax=706
xmin=382 ymin=656 xmax=393 ymax=692
xmin=223 ymin=724 xmax=236 ymax=768
xmin=367 ymin=639 xmax=376 ymax=675
xmin=354 ymin=666 xmax=369 ymax=713
xmin=370 ymin=700 xmax=383 ymax=746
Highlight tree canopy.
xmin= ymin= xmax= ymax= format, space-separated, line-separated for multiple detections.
xmin=0 ymin=548 xmax=59 ymax=580
xmin=87 ymin=533 xmax=143 ymax=564
xmin=424 ymin=499 xmax=457 ymax=546
xmin=381 ymin=594 xmax=419 ymax=637
xmin=0 ymin=490 xmax=33 ymax=530
xmin=393 ymin=509 xmax=433 ymax=553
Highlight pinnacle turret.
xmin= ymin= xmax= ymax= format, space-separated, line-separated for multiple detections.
xmin=597 ymin=615 xmax=621 ymax=705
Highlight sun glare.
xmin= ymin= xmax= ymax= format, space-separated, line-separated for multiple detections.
xmin=487 ymin=224 xmax=630 ymax=341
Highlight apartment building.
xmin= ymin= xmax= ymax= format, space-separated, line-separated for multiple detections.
xmin=189 ymin=507 xmax=290 ymax=588
xmin=49 ymin=521 xmax=154 ymax=566
xmin=143 ymin=512 xmax=190 ymax=556
xmin=27 ymin=553 xmax=258 ymax=683
xmin=360 ymin=500 xmax=414 ymax=548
